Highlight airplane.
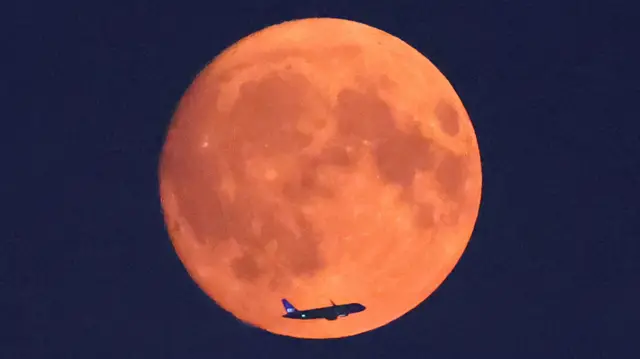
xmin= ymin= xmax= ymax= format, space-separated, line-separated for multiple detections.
xmin=281 ymin=298 xmax=366 ymax=321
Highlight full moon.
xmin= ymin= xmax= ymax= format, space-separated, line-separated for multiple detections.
xmin=159 ymin=18 xmax=482 ymax=339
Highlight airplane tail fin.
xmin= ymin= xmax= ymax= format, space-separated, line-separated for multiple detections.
xmin=282 ymin=299 xmax=297 ymax=314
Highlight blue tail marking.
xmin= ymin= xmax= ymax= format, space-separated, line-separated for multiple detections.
xmin=282 ymin=299 xmax=297 ymax=313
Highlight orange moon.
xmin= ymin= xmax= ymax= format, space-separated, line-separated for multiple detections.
xmin=159 ymin=18 xmax=482 ymax=339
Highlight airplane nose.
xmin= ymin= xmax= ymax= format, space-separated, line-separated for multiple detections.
xmin=359 ymin=304 xmax=366 ymax=311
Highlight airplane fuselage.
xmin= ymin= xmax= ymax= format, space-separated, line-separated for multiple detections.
xmin=282 ymin=303 xmax=366 ymax=321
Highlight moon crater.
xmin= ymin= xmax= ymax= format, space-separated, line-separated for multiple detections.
xmin=434 ymin=100 xmax=460 ymax=137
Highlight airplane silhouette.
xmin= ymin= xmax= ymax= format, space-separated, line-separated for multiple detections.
xmin=281 ymin=298 xmax=366 ymax=321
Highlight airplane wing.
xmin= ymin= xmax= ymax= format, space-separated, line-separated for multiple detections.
xmin=299 ymin=307 xmax=337 ymax=320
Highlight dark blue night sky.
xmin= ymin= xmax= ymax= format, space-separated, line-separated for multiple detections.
xmin=7 ymin=0 xmax=639 ymax=358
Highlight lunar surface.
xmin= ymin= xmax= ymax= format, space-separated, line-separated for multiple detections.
xmin=159 ymin=18 xmax=482 ymax=339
